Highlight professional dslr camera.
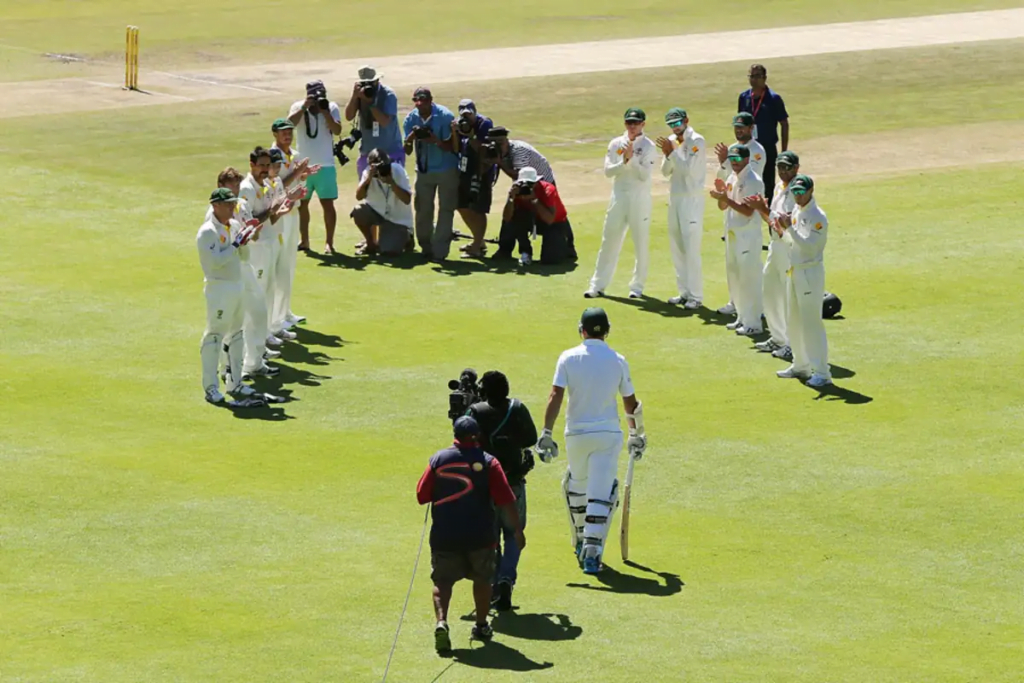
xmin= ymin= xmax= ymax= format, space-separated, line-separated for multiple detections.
xmin=332 ymin=129 xmax=363 ymax=166
xmin=372 ymin=157 xmax=392 ymax=177
xmin=359 ymin=80 xmax=379 ymax=99
xmin=456 ymin=113 xmax=474 ymax=136
xmin=480 ymin=141 xmax=502 ymax=162
xmin=411 ymin=125 xmax=432 ymax=140
xmin=513 ymin=180 xmax=535 ymax=196
xmin=306 ymin=82 xmax=331 ymax=111
xmin=447 ymin=368 xmax=482 ymax=421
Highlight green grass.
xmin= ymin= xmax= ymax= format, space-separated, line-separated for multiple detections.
xmin=1 ymin=0 xmax=1021 ymax=80
xmin=4 ymin=9 xmax=1024 ymax=683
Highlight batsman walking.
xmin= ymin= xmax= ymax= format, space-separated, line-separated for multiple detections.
xmin=537 ymin=308 xmax=647 ymax=575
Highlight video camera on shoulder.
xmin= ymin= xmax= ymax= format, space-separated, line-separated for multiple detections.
xmin=332 ymin=128 xmax=363 ymax=166
xmin=447 ymin=368 xmax=482 ymax=422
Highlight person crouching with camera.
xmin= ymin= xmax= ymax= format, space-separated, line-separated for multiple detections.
xmin=496 ymin=167 xmax=573 ymax=267
xmin=288 ymin=80 xmax=342 ymax=254
xmin=350 ymin=149 xmax=413 ymax=256
xmin=451 ymin=99 xmax=496 ymax=258
xmin=467 ymin=371 xmax=537 ymax=611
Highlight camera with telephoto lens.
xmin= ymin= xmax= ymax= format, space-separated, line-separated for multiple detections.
xmin=515 ymin=181 xmax=535 ymax=196
xmin=332 ymin=128 xmax=363 ymax=166
xmin=360 ymin=81 xmax=378 ymax=99
xmin=412 ymin=125 xmax=432 ymax=140
xmin=456 ymin=115 xmax=474 ymax=136
xmin=447 ymin=368 xmax=482 ymax=422
xmin=306 ymin=83 xmax=330 ymax=111
xmin=373 ymin=160 xmax=392 ymax=177
xmin=481 ymin=141 xmax=501 ymax=162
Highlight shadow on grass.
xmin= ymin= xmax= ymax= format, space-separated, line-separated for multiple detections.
xmin=249 ymin=363 xmax=332 ymax=394
xmin=442 ymin=640 xmax=554 ymax=673
xmin=215 ymin=401 xmax=292 ymax=422
xmin=293 ymin=327 xmax=349 ymax=349
xmin=432 ymin=257 xmax=577 ymax=278
xmin=567 ymin=560 xmax=684 ymax=597
xmin=278 ymin=343 xmax=336 ymax=367
xmin=460 ymin=609 xmax=582 ymax=642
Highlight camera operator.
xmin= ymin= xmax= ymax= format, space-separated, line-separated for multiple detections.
xmin=495 ymin=167 xmax=572 ymax=266
xmin=288 ymin=80 xmax=342 ymax=254
xmin=466 ymin=371 xmax=537 ymax=611
xmin=351 ymin=149 xmax=413 ymax=257
xmin=451 ymin=100 xmax=495 ymax=258
xmin=402 ymin=87 xmax=459 ymax=261
xmin=344 ymin=65 xmax=404 ymax=180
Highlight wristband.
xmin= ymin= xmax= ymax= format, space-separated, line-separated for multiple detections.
xmin=541 ymin=428 xmax=552 ymax=438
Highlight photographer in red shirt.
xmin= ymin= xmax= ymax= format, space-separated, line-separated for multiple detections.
xmin=494 ymin=166 xmax=573 ymax=266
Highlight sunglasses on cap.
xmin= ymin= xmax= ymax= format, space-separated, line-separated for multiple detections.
xmin=777 ymin=162 xmax=795 ymax=169
xmin=727 ymin=155 xmax=746 ymax=162
xmin=791 ymin=187 xmax=810 ymax=195
xmin=667 ymin=120 xmax=684 ymax=128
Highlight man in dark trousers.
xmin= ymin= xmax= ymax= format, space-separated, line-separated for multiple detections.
xmin=417 ymin=416 xmax=526 ymax=654
xmin=467 ymin=371 xmax=538 ymax=611
xmin=738 ymin=63 xmax=789 ymax=198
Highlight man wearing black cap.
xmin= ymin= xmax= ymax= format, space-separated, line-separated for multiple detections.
xmin=738 ymin=64 xmax=789 ymax=197
xmin=417 ymin=416 xmax=525 ymax=652
xmin=537 ymin=307 xmax=646 ymax=574
xmin=451 ymin=99 xmax=495 ymax=257
xmin=288 ymin=80 xmax=343 ymax=254
xmin=710 ymin=144 xmax=765 ymax=336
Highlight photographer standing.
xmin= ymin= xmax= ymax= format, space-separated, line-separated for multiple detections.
xmin=451 ymin=100 xmax=495 ymax=257
xmin=288 ymin=80 xmax=343 ymax=254
xmin=351 ymin=149 xmax=413 ymax=257
xmin=402 ymin=87 xmax=459 ymax=261
xmin=344 ymin=66 xmax=404 ymax=179
xmin=496 ymin=167 xmax=572 ymax=266
xmin=467 ymin=371 xmax=538 ymax=611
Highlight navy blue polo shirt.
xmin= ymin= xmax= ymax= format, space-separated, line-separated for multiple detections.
xmin=738 ymin=87 xmax=788 ymax=147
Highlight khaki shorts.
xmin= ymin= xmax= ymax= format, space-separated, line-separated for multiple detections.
xmin=350 ymin=203 xmax=411 ymax=254
xmin=431 ymin=547 xmax=495 ymax=584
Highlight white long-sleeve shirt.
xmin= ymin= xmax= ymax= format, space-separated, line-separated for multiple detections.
xmin=604 ymin=133 xmax=658 ymax=192
xmin=196 ymin=216 xmax=241 ymax=282
xmin=785 ymin=197 xmax=828 ymax=267
xmin=239 ymin=173 xmax=279 ymax=243
xmin=767 ymin=180 xmax=796 ymax=243
xmin=660 ymin=127 xmax=706 ymax=196
xmin=717 ymin=137 xmax=766 ymax=181
xmin=724 ymin=164 xmax=764 ymax=232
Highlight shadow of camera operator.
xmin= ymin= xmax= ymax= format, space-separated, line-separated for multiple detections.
xmin=604 ymin=294 xmax=695 ymax=319
xmin=491 ymin=610 xmax=583 ymax=642
xmin=446 ymin=640 xmax=554 ymax=673
xmin=567 ymin=560 xmax=684 ymax=597
xmin=292 ymin=328 xmax=349 ymax=349
xmin=248 ymin=363 xmax=332 ymax=392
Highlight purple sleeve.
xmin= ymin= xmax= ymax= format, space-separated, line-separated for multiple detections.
xmin=476 ymin=117 xmax=493 ymax=142
xmin=775 ymin=92 xmax=789 ymax=120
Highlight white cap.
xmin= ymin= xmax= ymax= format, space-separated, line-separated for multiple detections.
xmin=517 ymin=167 xmax=539 ymax=183
xmin=357 ymin=65 xmax=379 ymax=81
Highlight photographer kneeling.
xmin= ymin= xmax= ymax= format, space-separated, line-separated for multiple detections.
xmin=467 ymin=371 xmax=538 ymax=611
xmin=350 ymin=149 xmax=413 ymax=256
xmin=496 ymin=167 xmax=573 ymax=267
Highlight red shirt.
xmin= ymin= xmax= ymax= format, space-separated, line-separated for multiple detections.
xmin=515 ymin=180 xmax=567 ymax=223
xmin=416 ymin=444 xmax=516 ymax=507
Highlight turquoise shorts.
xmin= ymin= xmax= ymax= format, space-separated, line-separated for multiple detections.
xmin=305 ymin=165 xmax=338 ymax=201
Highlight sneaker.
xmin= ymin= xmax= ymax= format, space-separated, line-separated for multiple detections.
xmin=772 ymin=345 xmax=793 ymax=361
xmin=777 ymin=365 xmax=810 ymax=379
xmin=471 ymin=622 xmax=494 ymax=642
xmin=668 ymin=295 xmax=685 ymax=305
xmin=265 ymin=335 xmax=283 ymax=348
xmin=231 ymin=383 xmax=259 ymax=398
xmin=264 ymin=349 xmax=281 ymax=360
xmin=277 ymin=329 xmax=297 ymax=341
xmin=493 ymin=581 xmax=513 ymax=612
xmin=286 ymin=313 xmax=306 ymax=325
xmin=243 ymin=364 xmax=280 ymax=380
xmin=726 ymin=320 xmax=742 ymax=330
xmin=806 ymin=373 xmax=833 ymax=388
xmin=434 ymin=622 xmax=452 ymax=654
xmin=583 ymin=289 xmax=604 ymax=299
xmin=519 ymin=253 xmax=532 ymax=266
xmin=736 ymin=325 xmax=763 ymax=337
xmin=717 ymin=302 xmax=736 ymax=315
xmin=628 ymin=291 xmax=643 ymax=299
xmin=683 ymin=299 xmax=701 ymax=310
xmin=205 ymin=388 xmax=225 ymax=405
xmin=575 ymin=540 xmax=583 ymax=564
xmin=583 ymin=556 xmax=602 ymax=575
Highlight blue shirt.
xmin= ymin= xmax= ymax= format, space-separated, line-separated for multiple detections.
xmin=357 ymin=83 xmax=403 ymax=156
xmin=738 ymin=87 xmax=788 ymax=147
xmin=403 ymin=103 xmax=458 ymax=173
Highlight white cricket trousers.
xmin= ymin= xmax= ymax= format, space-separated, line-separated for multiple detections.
xmin=240 ymin=262 xmax=269 ymax=372
xmin=762 ymin=237 xmax=790 ymax=345
xmin=787 ymin=263 xmax=830 ymax=378
xmin=725 ymin=226 xmax=764 ymax=329
xmin=201 ymin=280 xmax=243 ymax=392
xmin=565 ymin=431 xmax=623 ymax=544
xmin=589 ymin=190 xmax=652 ymax=294
xmin=272 ymin=213 xmax=299 ymax=332
xmin=667 ymin=194 xmax=704 ymax=301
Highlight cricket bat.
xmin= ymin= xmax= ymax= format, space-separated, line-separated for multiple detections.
xmin=620 ymin=454 xmax=636 ymax=561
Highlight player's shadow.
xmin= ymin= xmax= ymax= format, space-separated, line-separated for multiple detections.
xmin=277 ymin=343 xmax=335 ymax=367
xmin=445 ymin=640 xmax=554 ymax=672
xmin=293 ymin=328 xmax=348 ymax=349
xmin=304 ymin=249 xmax=369 ymax=271
xmin=803 ymin=365 xmax=872 ymax=404
xmin=250 ymin=364 xmax=331 ymax=391
xmin=216 ymin=401 xmax=292 ymax=422
xmin=567 ymin=560 xmax=684 ymax=597
xmin=603 ymin=294 xmax=692 ymax=319
xmin=492 ymin=610 xmax=582 ymax=642
xmin=433 ymin=258 xmax=576 ymax=278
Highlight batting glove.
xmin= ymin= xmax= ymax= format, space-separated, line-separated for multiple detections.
xmin=537 ymin=429 xmax=559 ymax=463
xmin=627 ymin=432 xmax=647 ymax=461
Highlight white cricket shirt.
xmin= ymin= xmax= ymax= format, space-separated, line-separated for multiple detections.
xmin=604 ymin=133 xmax=658 ymax=192
xmin=718 ymin=137 xmax=767 ymax=180
xmin=196 ymin=217 xmax=241 ymax=282
xmin=786 ymin=198 xmax=828 ymax=267
xmin=660 ymin=127 xmax=706 ymax=196
xmin=552 ymin=339 xmax=635 ymax=436
xmin=724 ymin=165 xmax=764 ymax=232
xmin=768 ymin=180 xmax=796 ymax=242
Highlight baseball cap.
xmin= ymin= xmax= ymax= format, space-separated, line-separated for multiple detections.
xmin=733 ymin=112 xmax=755 ymax=127
xmin=458 ymin=99 xmax=477 ymax=114
xmin=777 ymin=151 xmax=800 ymax=167
xmin=209 ymin=188 xmax=237 ymax=204
xmin=453 ymin=416 xmax=481 ymax=439
xmin=517 ymin=167 xmax=539 ymax=184
xmin=357 ymin=65 xmax=379 ymax=81
xmin=624 ymin=107 xmax=646 ymax=122
xmin=790 ymin=174 xmax=814 ymax=194
xmin=727 ymin=144 xmax=750 ymax=160
xmin=412 ymin=87 xmax=432 ymax=101
xmin=580 ymin=307 xmax=610 ymax=336
xmin=665 ymin=107 xmax=688 ymax=125
xmin=268 ymin=148 xmax=285 ymax=164
xmin=271 ymin=118 xmax=295 ymax=132
xmin=305 ymin=79 xmax=325 ymax=94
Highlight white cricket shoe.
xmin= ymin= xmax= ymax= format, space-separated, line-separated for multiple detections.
xmin=683 ymin=299 xmax=701 ymax=310
xmin=755 ymin=339 xmax=781 ymax=352
xmin=231 ymin=383 xmax=259 ymax=398
xmin=266 ymin=334 xmax=283 ymax=348
xmin=668 ymin=295 xmax=686 ymax=305
xmin=205 ymin=388 xmax=225 ymax=404
xmin=736 ymin=325 xmax=763 ymax=337
xmin=277 ymin=329 xmax=298 ymax=341
xmin=806 ymin=373 xmax=834 ymax=388
xmin=717 ymin=302 xmax=736 ymax=315
xmin=726 ymin=320 xmax=742 ymax=330
xmin=264 ymin=349 xmax=281 ymax=360
xmin=628 ymin=291 xmax=643 ymax=299
xmin=287 ymin=313 xmax=306 ymax=325
xmin=776 ymin=365 xmax=810 ymax=379
xmin=772 ymin=345 xmax=793 ymax=361
xmin=583 ymin=289 xmax=604 ymax=299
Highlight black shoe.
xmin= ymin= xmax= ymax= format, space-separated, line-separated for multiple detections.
xmin=471 ymin=622 xmax=494 ymax=641
xmin=494 ymin=581 xmax=513 ymax=612
xmin=434 ymin=622 xmax=452 ymax=654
